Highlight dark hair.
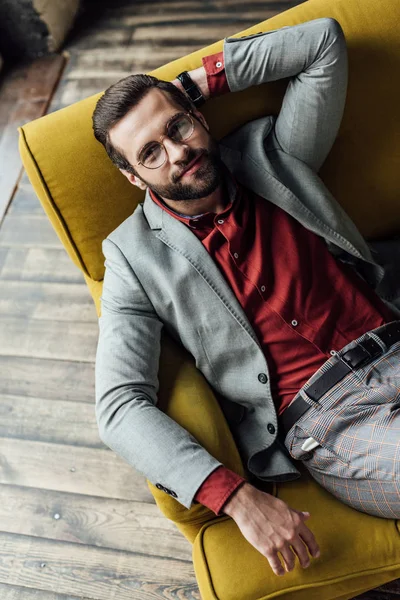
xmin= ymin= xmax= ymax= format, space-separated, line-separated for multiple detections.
xmin=92 ymin=74 xmax=194 ymax=176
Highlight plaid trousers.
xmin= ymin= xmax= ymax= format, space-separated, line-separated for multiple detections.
xmin=283 ymin=321 xmax=400 ymax=519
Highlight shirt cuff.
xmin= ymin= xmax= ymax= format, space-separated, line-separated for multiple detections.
xmin=201 ymin=51 xmax=230 ymax=98
xmin=194 ymin=465 xmax=247 ymax=515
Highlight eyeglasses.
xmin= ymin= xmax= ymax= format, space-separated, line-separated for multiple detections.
xmin=134 ymin=111 xmax=196 ymax=170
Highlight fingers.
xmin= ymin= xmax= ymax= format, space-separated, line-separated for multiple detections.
xmin=290 ymin=538 xmax=311 ymax=569
xmin=266 ymin=541 xmax=309 ymax=576
xmin=278 ymin=546 xmax=296 ymax=573
xmin=268 ymin=523 xmax=321 ymax=576
xmin=293 ymin=510 xmax=321 ymax=558
xmin=265 ymin=550 xmax=286 ymax=577
xmin=299 ymin=525 xmax=321 ymax=558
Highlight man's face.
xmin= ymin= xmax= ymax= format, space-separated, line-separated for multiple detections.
xmin=108 ymin=87 xmax=224 ymax=202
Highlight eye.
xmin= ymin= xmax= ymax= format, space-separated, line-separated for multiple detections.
xmin=169 ymin=115 xmax=192 ymax=141
xmin=142 ymin=144 xmax=158 ymax=161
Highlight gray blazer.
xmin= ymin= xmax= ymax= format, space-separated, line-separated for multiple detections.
xmin=95 ymin=18 xmax=400 ymax=510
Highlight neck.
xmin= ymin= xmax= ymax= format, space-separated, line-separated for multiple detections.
xmin=158 ymin=183 xmax=227 ymax=216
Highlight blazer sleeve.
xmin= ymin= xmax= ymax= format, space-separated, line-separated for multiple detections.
xmin=222 ymin=17 xmax=348 ymax=173
xmin=95 ymin=238 xmax=224 ymax=510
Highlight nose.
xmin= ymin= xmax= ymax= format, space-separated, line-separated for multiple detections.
xmin=162 ymin=136 xmax=191 ymax=164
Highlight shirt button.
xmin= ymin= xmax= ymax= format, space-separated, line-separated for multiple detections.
xmin=267 ymin=423 xmax=276 ymax=435
xmin=217 ymin=219 xmax=224 ymax=224
xmin=330 ymin=350 xmax=337 ymax=356
xmin=261 ymin=285 xmax=266 ymax=292
xmin=291 ymin=319 xmax=298 ymax=327
xmin=258 ymin=373 xmax=268 ymax=384
xmin=234 ymin=252 xmax=239 ymax=259
xmin=216 ymin=61 xmax=222 ymax=68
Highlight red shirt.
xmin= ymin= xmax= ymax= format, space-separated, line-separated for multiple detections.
xmin=150 ymin=51 xmax=397 ymax=515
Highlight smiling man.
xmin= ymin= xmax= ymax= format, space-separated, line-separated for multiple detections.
xmin=106 ymin=85 xmax=227 ymax=213
xmin=93 ymin=17 xmax=400 ymax=579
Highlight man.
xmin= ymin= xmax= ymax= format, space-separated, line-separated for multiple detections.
xmin=93 ymin=17 xmax=400 ymax=578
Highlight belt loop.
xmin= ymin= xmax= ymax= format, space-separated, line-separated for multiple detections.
xmin=368 ymin=330 xmax=388 ymax=354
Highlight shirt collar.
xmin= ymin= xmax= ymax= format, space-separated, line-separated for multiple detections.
xmin=148 ymin=160 xmax=241 ymax=225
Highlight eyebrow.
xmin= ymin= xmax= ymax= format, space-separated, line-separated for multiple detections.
xmin=136 ymin=111 xmax=186 ymax=162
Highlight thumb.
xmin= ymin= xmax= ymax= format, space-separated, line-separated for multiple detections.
xmin=295 ymin=510 xmax=311 ymax=519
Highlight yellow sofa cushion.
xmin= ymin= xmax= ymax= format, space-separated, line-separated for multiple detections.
xmin=193 ymin=471 xmax=400 ymax=599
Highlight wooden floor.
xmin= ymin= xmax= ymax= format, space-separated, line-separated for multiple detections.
xmin=0 ymin=1 xmax=305 ymax=598
xmin=2 ymin=0 xmax=399 ymax=599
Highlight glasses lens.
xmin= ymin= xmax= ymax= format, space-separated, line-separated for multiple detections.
xmin=141 ymin=143 xmax=165 ymax=169
xmin=169 ymin=114 xmax=193 ymax=142
xmin=140 ymin=114 xmax=193 ymax=169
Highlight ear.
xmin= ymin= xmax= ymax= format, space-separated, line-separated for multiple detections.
xmin=119 ymin=169 xmax=147 ymax=190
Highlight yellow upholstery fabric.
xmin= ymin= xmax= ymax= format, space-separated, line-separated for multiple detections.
xmin=18 ymin=0 xmax=400 ymax=597
xmin=193 ymin=469 xmax=400 ymax=599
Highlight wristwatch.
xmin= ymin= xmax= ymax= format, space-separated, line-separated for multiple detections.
xmin=176 ymin=71 xmax=205 ymax=107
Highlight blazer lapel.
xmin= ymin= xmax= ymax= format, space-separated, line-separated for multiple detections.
xmin=143 ymin=187 xmax=262 ymax=350
xmin=218 ymin=139 xmax=376 ymax=264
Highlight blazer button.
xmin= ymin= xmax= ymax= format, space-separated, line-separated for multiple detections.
xmin=258 ymin=373 xmax=268 ymax=384
xmin=156 ymin=483 xmax=163 ymax=490
xmin=170 ymin=491 xmax=178 ymax=498
xmin=267 ymin=423 xmax=276 ymax=435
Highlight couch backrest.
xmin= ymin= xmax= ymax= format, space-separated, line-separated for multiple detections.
xmin=18 ymin=0 xmax=400 ymax=285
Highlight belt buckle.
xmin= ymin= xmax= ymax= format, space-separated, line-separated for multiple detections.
xmin=340 ymin=336 xmax=382 ymax=370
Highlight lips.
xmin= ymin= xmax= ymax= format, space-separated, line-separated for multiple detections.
xmin=180 ymin=153 xmax=204 ymax=178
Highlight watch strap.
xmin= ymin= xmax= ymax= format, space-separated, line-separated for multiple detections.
xmin=176 ymin=71 xmax=205 ymax=106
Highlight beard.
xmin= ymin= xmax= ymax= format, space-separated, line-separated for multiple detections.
xmin=134 ymin=138 xmax=224 ymax=202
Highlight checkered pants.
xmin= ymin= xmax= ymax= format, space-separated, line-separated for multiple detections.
xmin=283 ymin=321 xmax=400 ymax=519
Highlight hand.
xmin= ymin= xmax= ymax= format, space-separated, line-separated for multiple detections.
xmin=223 ymin=483 xmax=320 ymax=577
xmin=171 ymin=66 xmax=210 ymax=101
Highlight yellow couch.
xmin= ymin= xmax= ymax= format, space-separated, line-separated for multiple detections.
xmin=18 ymin=0 xmax=400 ymax=597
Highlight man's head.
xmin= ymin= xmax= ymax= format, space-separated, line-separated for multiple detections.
xmin=92 ymin=74 xmax=224 ymax=202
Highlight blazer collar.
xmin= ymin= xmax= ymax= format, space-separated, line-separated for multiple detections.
xmin=141 ymin=153 xmax=264 ymax=348
xmin=142 ymin=143 xmax=374 ymax=264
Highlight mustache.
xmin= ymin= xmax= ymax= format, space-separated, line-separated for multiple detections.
xmin=175 ymin=150 xmax=207 ymax=180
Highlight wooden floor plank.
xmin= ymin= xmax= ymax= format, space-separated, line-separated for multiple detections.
xmin=0 ymin=582 xmax=89 ymax=600
xmin=93 ymin=12 xmax=273 ymax=27
xmin=0 ymin=215 xmax=63 ymax=248
xmin=0 ymin=315 xmax=98 ymax=361
xmin=0 ymin=394 xmax=102 ymax=447
xmin=0 ymin=356 xmax=95 ymax=403
xmin=8 ymin=183 xmax=47 ymax=215
xmin=132 ymin=23 xmax=251 ymax=42
xmin=0 ymin=532 xmax=199 ymax=600
xmin=0 ymin=55 xmax=66 ymax=225
xmin=0 ymin=247 xmax=85 ymax=284
xmin=0 ymin=437 xmax=154 ymax=502
xmin=0 ymin=485 xmax=191 ymax=560
xmin=0 ymin=280 xmax=97 ymax=322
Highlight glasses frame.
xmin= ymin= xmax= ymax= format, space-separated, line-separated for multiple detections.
xmin=133 ymin=110 xmax=196 ymax=170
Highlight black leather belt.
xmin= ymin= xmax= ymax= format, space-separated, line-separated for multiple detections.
xmin=279 ymin=320 xmax=400 ymax=437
